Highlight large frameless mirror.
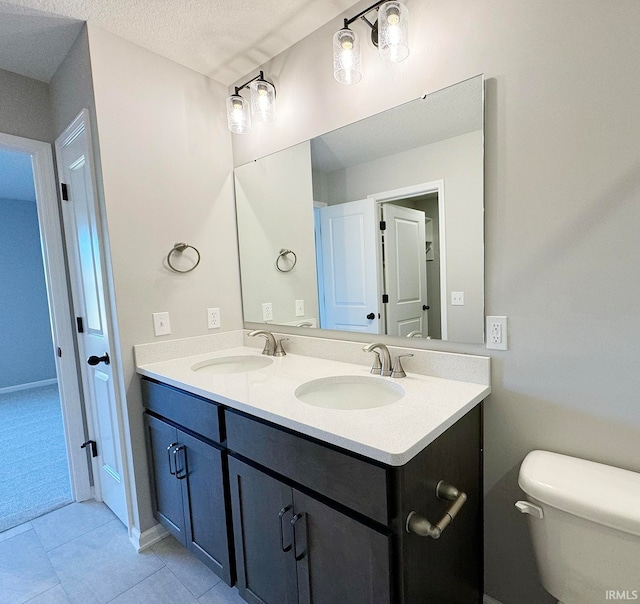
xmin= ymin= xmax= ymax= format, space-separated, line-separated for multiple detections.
xmin=235 ymin=75 xmax=484 ymax=343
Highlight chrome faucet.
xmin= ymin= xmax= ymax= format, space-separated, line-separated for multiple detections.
xmin=248 ymin=330 xmax=277 ymax=356
xmin=362 ymin=343 xmax=392 ymax=376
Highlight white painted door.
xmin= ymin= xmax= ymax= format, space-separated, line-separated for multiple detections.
xmin=319 ymin=200 xmax=380 ymax=333
xmin=382 ymin=204 xmax=428 ymax=337
xmin=56 ymin=111 xmax=128 ymax=524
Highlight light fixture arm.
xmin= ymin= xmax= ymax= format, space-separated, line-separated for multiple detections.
xmin=234 ymin=71 xmax=276 ymax=97
xmin=343 ymin=0 xmax=387 ymax=28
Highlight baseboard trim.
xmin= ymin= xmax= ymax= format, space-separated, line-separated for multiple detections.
xmin=484 ymin=595 xmax=504 ymax=604
xmin=0 ymin=379 xmax=57 ymax=395
xmin=130 ymin=522 xmax=169 ymax=552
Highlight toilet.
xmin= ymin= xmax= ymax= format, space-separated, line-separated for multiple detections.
xmin=516 ymin=450 xmax=640 ymax=604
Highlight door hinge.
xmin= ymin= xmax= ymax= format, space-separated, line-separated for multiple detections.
xmin=81 ymin=440 xmax=98 ymax=458
xmin=76 ymin=317 xmax=84 ymax=333
xmin=61 ymin=183 xmax=69 ymax=201
xmin=380 ymin=220 xmax=386 ymax=231
xmin=382 ymin=294 xmax=389 ymax=304
xmin=57 ymin=347 xmax=62 ymax=357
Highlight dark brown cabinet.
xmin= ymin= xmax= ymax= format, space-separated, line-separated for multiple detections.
xmin=142 ymin=377 xmax=483 ymax=603
xmin=143 ymin=381 xmax=232 ymax=584
xmin=228 ymin=456 xmax=391 ymax=604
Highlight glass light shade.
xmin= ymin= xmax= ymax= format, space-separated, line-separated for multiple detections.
xmin=333 ymin=27 xmax=362 ymax=84
xmin=378 ymin=1 xmax=409 ymax=63
xmin=226 ymin=94 xmax=251 ymax=134
xmin=249 ymin=79 xmax=277 ymax=122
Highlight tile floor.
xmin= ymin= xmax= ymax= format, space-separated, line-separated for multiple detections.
xmin=0 ymin=500 xmax=246 ymax=604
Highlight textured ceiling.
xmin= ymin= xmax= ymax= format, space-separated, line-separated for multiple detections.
xmin=0 ymin=0 xmax=360 ymax=84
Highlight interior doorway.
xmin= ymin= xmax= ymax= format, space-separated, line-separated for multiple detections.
xmin=0 ymin=148 xmax=72 ymax=531
xmin=0 ymin=131 xmax=92 ymax=533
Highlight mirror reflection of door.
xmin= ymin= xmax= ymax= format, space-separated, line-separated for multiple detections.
xmin=314 ymin=195 xmax=442 ymax=337
xmin=317 ymin=199 xmax=381 ymax=333
xmin=380 ymin=203 xmax=428 ymax=338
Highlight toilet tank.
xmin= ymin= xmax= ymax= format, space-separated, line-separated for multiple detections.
xmin=518 ymin=451 xmax=640 ymax=604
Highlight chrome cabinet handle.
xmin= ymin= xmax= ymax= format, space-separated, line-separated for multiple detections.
xmin=167 ymin=442 xmax=179 ymax=475
xmin=278 ymin=505 xmax=293 ymax=552
xmin=406 ymin=481 xmax=467 ymax=540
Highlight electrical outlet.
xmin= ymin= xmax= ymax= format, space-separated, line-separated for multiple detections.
xmin=486 ymin=316 xmax=508 ymax=350
xmin=451 ymin=291 xmax=465 ymax=306
xmin=295 ymin=300 xmax=305 ymax=317
xmin=152 ymin=312 xmax=171 ymax=336
xmin=262 ymin=302 xmax=273 ymax=322
xmin=207 ymin=307 xmax=220 ymax=329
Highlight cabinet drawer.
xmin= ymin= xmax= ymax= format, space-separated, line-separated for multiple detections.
xmin=141 ymin=378 xmax=222 ymax=443
xmin=225 ymin=410 xmax=389 ymax=525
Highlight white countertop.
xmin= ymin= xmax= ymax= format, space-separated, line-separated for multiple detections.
xmin=137 ymin=346 xmax=490 ymax=466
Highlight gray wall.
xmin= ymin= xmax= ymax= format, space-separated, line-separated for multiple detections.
xmin=0 ymin=198 xmax=56 ymax=388
xmin=0 ymin=68 xmax=53 ymax=143
xmin=84 ymin=25 xmax=241 ymax=535
xmin=230 ymin=1 xmax=640 ymax=602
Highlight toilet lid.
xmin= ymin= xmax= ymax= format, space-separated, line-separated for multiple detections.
xmin=518 ymin=450 xmax=640 ymax=537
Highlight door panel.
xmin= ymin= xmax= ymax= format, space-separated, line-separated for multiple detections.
xmin=144 ymin=415 xmax=185 ymax=543
xmin=229 ymin=457 xmax=297 ymax=604
xmin=179 ymin=431 xmax=232 ymax=584
xmin=382 ymin=204 xmax=428 ymax=337
xmin=56 ymin=112 xmax=127 ymax=523
xmin=319 ymin=200 xmax=380 ymax=333
xmin=293 ymin=490 xmax=391 ymax=604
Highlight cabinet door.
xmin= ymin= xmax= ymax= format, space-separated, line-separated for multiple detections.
xmin=144 ymin=414 xmax=186 ymax=544
xmin=228 ymin=456 xmax=298 ymax=604
xmin=178 ymin=430 xmax=232 ymax=584
xmin=293 ymin=490 xmax=391 ymax=604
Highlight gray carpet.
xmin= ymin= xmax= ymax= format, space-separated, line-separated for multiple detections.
xmin=0 ymin=383 xmax=72 ymax=533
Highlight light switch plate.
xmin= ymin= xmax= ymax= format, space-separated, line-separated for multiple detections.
xmin=295 ymin=300 xmax=305 ymax=317
xmin=152 ymin=312 xmax=171 ymax=336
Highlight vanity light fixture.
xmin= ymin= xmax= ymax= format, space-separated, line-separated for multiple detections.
xmin=226 ymin=71 xmax=277 ymax=134
xmin=333 ymin=0 xmax=409 ymax=85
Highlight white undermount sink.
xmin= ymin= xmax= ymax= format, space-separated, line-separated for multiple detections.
xmin=295 ymin=375 xmax=405 ymax=410
xmin=190 ymin=355 xmax=273 ymax=374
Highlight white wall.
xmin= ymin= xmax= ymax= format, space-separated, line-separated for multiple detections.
xmin=230 ymin=1 xmax=640 ymax=602
xmin=0 ymin=68 xmax=53 ymax=142
xmin=84 ymin=26 xmax=241 ymax=534
xmin=235 ymin=141 xmax=319 ymax=325
xmin=323 ymin=130 xmax=484 ymax=342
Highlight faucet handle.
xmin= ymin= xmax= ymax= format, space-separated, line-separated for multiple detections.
xmin=391 ymin=354 xmax=414 ymax=378
xmin=368 ymin=351 xmax=382 ymax=375
xmin=274 ymin=338 xmax=288 ymax=357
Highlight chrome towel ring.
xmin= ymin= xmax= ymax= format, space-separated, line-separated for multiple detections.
xmin=167 ymin=242 xmax=201 ymax=273
xmin=275 ymin=248 xmax=297 ymax=272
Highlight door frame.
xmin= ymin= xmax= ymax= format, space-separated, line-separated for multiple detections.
xmin=368 ymin=180 xmax=448 ymax=340
xmin=0 ymin=131 xmax=91 ymax=500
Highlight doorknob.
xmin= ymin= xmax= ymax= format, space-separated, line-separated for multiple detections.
xmin=423 ymin=305 xmax=430 ymax=311
xmin=87 ymin=353 xmax=110 ymax=366
xmin=366 ymin=313 xmax=375 ymax=320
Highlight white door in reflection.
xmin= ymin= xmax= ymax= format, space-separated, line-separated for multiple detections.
xmin=318 ymin=199 xmax=380 ymax=333
xmin=382 ymin=204 xmax=428 ymax=337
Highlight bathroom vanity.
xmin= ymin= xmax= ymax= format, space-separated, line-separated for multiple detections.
xmin=137 ymin=343 xmax=489 ymax=603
